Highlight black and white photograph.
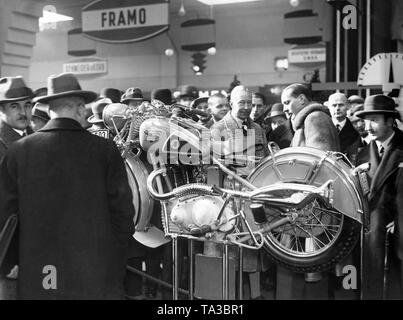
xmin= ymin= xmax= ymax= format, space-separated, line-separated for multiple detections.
xmin=0 ymin=0 xmax=402 ymax=307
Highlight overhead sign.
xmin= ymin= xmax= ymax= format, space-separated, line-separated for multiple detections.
xmin=63 ymin=59 xmax=108 ymax=75
xmin=288 ymin=47 xmax=326 ymax=64
xmin=82 ymin=0 xmax=169 ymax=43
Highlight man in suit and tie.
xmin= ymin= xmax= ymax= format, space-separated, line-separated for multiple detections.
xmin=327 ymin=93 xmax=360 ymax=161
xmin=0 ymin=76 xmax=34 ymax=300
xmin=355 ymin=94 xmax=403 ymax=299
xmin=0 ymin=77 xmax=34 ymax=160
xmin=210 ymin=86 xmax=269 ymax=299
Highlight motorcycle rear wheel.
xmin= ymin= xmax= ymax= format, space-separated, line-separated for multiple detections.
xmin=261 ymin=201 xmax=360 ymax=273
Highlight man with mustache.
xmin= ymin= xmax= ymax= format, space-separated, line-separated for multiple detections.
xmin=355 ymin=95 xmax=403 ymax=299
xmin=0 ymin=76 xmax=34 ymax=300
xmin=0 ymin=77 xmax=34 ymax=160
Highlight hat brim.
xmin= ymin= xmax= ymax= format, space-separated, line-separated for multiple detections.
xmin=0 ymin=95 xmax=34 ymax=104
xmin=87 ymin=115 xmax=104 ymax=124
xmin=34 ymin=90 xmax=98 ymax=104
xmin=32 ymin=115 xmax=49 ymax=122
xmin=121 ymin=98 xmax=143 ymax=104
xmin=266 ymin=112 xmax=286 ymax=120
xmin=355 ymin=110 xmax=401 ymax=120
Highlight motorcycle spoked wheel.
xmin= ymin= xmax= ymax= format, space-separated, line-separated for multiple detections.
xmin=261 ymin=199 xmax=360 ymax=273
xmin=246 ymin=147 xmax=365 ymax=274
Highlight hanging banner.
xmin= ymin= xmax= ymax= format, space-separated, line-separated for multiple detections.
xmin=82 ymin=0 xmax=169 ymax=43
xmin=288 ymin=47 xmax=326 ymax=64
xmin=63 ymin=58 xmax=108 ymax=75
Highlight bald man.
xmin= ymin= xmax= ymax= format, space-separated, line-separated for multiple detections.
xmin=211 ymin=86 xmax=268 ymax=160
xmin=327 ymin=93 xmax=360 ymax=159
xmin=210 ymin=85 xmax=268 ymax=300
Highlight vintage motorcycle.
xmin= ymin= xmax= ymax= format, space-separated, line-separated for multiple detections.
xmin=102 ymin=100 xmax=367 ymax=273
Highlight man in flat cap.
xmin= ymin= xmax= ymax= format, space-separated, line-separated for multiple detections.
xmin=0 ymin=73 xmax=135 ymax=300
xmin=355 ymin=94 xmax=403 ymax=299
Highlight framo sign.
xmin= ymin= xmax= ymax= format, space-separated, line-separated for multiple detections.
xmin=82 ymin=0 xmax=169 ymax=43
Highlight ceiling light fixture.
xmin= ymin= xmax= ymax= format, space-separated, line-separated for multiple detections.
xmin=178 ymin=1 xmax=186 ymax=16
xmin=39 ymin=10 xmax=74 ymax=24
xmin=197 ymin=0 xmax=262 ymax=5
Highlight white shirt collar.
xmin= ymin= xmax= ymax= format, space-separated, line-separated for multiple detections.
xmin=363 ymin=134 xmax=374 ymax=144
xmin=332 ymin=118 xmax=347 ymax=129
xmin=375 ymin=131 xmax=395 ymax=152
xmin=13 ymin=128 xmax=25 ymax=137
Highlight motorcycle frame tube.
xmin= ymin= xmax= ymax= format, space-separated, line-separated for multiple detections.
xmin=172 ymin=235 xmax=179 ymax=300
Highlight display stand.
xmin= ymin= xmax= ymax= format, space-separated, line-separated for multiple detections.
xmin=170 ymin=234 xmax=243 ymax=300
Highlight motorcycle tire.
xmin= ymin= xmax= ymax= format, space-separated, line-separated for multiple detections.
xmin=246 ymin=147 xmax=366 ymax=274
xmin=262 ymin=210 xmax=361 ymax=273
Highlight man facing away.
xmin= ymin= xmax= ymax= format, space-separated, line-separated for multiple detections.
xmin=0 ymin=73 xmax=135 ymax=300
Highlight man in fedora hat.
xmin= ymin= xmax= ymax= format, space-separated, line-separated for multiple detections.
xmin=191 ymin=96 xmax=211 ymax=126
xmin=266 ymin=103 xmax=294 ymax=149
xmin=176 ymin=85 xmax=199 ymax=108
xmin=151 ymin=88 xmax=174 ymax=106
xmin=0 ymin=76 xmax=34 ymax=300
xmin=121 ymin=87 xmax=144 ymax=108
xmin=30 ymin=102 xmax=50 ymax=132
xmin=0 ymin=73 xmax=135 ymax=300
xmin=355 ymin=94 xmax=403 ymax=299
xmin=0 ymin=77 xmax=34 ymax=160
xmin=100 ymin=88 xmax=121 ymax=104
xmin=87 ymin=97 xmax=111 ymax=136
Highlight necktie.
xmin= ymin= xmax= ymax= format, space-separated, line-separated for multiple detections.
xmin=336 ymin=124 xmax=341 ymax=133
xmin=379 ymin=146 xmax=385 ymax=159
xmin=242 ymin=121 xmax=248 ymax=137
xmin=362 ymin=139 xmax=368 ymax=147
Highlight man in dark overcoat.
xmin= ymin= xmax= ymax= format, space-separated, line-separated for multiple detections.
xmin=0 ymin=73 xmax=135 ymax=300
xmin=326 ymin=93 xmax=360 ymax=161
xmin=355 ymin=95 xmax=403 ymax=299
xmin=0 ymin=76 xmax=35 ymax=300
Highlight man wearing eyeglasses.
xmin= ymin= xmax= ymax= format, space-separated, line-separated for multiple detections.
xmin=0 ymin=77 xmax=34 ymax=161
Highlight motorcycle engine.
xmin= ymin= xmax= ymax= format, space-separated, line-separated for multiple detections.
xmin=170 ymin=195 xmax=237 ymax=236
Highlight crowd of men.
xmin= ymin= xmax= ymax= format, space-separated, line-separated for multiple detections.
xmin=0 ymin=72 xmax=402 ymax=300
